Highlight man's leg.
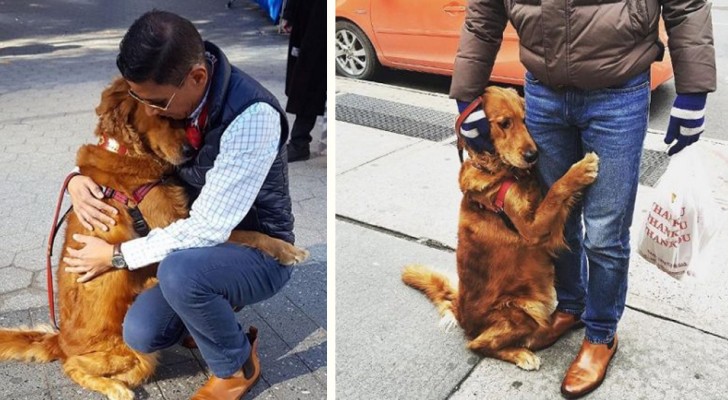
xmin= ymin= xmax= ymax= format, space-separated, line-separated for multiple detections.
xmin=123 ymin=284 xmax=186 ymax=353
xmin=156 ymin=243 xmax=292 ymax=378
xmin=579 ymin=71 xmax=650 ymax=343
xmin=287 ymin=113 xmax=317 ymax=162
xmin=524 ymin=72 xmax=587 ymax=317
xmin=561 ymin=71 xmax=650 ymax=398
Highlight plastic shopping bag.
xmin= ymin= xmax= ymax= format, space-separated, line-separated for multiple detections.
xmin=637 ymin=146 xmax=722 ymax=280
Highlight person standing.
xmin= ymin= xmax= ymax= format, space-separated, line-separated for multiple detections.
xmin=282 ymin=0 xmax=326 ymax=162
xmin=450 ymin=0 xmax=715 ymax=398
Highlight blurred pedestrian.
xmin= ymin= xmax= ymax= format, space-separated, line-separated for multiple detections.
xmin=282 ymin=0 xmax=326 ymax=162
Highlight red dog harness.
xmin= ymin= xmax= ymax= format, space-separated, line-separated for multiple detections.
xmin=45 ymin=137 xmax=162 ymax=330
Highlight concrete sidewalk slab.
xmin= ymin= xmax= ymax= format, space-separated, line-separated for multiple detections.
xmin=337 ymin=123 xmax=461 ymax=247
xmin=336 ymin=220 xmax=728 ymax=400
xmin=336 ymin=221 xmax=471 ymax=400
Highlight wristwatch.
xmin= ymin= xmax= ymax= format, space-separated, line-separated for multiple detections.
xmin=111 ymin=244 xmax=128 ymax=269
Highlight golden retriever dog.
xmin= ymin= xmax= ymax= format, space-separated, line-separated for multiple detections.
xmin=0 ymin=77 xmax=308 ymax=399
xmin=402 ymin=86 xmax=599 ymax=370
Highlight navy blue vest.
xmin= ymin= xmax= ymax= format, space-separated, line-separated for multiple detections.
xmin=176 ymin=42 xmax=295 ymax=244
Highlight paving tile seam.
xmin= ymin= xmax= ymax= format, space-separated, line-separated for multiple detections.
xmin=282 ymin=291 xmax=327 ymax=331
xmin=625 ymin=304 xmax=728 ymax=342
xmin=444 ymin=360 xmax=480 ymax=400
xmin=335 ymin=215 xmax=455 ymax=253
xmin=0 ymin=109 xmax=89 ymax=125
xmin=250 ymin=306 xmax=319 ymax=376
xmin=336 ymin=139 xmax=424 ymax=176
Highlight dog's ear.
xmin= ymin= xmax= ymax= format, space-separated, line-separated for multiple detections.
xmin=95 ymin=77 xmax=130 ymax=116
xmin=504 ymin=87 xmax=525 ymax=109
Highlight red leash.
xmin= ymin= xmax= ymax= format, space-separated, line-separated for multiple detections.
xmin=46 ymin=172 xmax=79 ymax=331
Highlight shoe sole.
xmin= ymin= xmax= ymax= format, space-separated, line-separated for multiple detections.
xmin=560 ymin=341 xmax=619 ymax=399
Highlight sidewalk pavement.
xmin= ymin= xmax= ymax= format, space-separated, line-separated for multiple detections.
xmin=335 ymin=77 xmax=728 ymax=399
xmin=0 ymin=2 xmax=326 ymax=399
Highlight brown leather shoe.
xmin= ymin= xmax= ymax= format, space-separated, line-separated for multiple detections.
xmin=528 ymin=311 xmax=585 ymax=351
xmin=191 ymin=326 xmax=261 ymax=400
xmin=561 ymin=336 xmax=619 ymax=399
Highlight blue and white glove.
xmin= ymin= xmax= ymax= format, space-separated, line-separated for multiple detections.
xmin=665 ymin=93 xmax=706 ymax=156
xmin=456 ymin=99 xmax=494 ymax=154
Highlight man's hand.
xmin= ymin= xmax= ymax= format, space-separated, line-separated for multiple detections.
xmin=281 ymin=19 xmax=292 ymax=33
xmin=64 ymin=234 xmax=115 ymax=283
xmin=68 ymin=175 xmax=118 ymax=231
xmin=665 ymin=93 xmax=707 ymax=156
xmin=456 ymin=99 xmax=494 ymax=154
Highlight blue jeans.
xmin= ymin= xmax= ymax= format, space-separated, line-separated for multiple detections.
xmin=524 ymin=71 xmax=650 ymax=344
xmin=122 ymin=243 xmax=292 ymax=377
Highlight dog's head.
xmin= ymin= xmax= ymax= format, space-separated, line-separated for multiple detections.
xmin=94 ymin=77 xmax=194 ymax=166
xmin=462 ymin=87 xmax=538 ymax=170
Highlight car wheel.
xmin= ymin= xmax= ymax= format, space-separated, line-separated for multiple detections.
xmin=335 ymin=21 xmax=378 ymax=80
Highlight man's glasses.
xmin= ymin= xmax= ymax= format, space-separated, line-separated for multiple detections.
xmin=127 ymin=71 xmax=190 ymax=111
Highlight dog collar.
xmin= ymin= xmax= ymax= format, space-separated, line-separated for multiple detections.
xmin=98 ymin=134 xmax=129 ymax=156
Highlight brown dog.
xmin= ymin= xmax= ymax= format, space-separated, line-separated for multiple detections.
xmin=402 ymin=86 xmax=598 ymax=370
xmin=0 ymin=77 xmax=308 ymax=399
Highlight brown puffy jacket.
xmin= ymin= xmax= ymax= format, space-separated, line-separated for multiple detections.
xmin=450 ymin=0 xmax=716 ymax=101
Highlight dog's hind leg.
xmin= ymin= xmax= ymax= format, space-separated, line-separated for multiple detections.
xmin=111 ymin=351 xmax=158 ymax=387
xmin=491 ymin=347 xmax=541 ymax=370
xmin=63 ymin=354 xmax=135 ymax=400
xmin=467 ymin=320 xmax=541 ymax=370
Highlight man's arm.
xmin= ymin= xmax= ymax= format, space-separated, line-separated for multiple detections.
xmin=120 ymin=102 xmax=280 ymax=270
xmin=449 ymin=0 xmax=509 ymax=102
xmin=661 ymin=0 xmax=716 ymax=93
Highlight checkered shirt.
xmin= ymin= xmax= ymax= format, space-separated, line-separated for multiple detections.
xmin=120 ymin=102 xmax=280 ymax=270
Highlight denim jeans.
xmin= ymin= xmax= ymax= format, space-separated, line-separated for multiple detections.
xmin=122 ymin=243 xmax=292 ymax=377
xmin=524 ymin=71 xmax=650 ymax=344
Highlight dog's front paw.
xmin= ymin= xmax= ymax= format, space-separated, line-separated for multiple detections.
xmin=278 ymin=246 xmax=310 ymax=266
xmin=567 ymin=152 xmax=599 ymax=187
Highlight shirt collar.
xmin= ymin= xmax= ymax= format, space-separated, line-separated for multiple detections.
xmin=188 ymin=52 xmax=217 ymax=123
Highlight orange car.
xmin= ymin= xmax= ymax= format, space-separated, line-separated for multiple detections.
xmin=335 ymin=0 xmax=673 ymax=90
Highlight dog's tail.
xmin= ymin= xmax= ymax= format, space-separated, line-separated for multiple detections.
xmin=0 ymin=326 xmax=63 ymax=362
xmin=401 ymin=264 xmax=459 ymax=332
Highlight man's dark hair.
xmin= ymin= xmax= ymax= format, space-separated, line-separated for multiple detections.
xmin=116 ymin=10 xmax=204 ymax=85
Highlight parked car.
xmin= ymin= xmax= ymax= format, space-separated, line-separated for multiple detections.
xmin=335 ymin=0 xmax=674 ymax=90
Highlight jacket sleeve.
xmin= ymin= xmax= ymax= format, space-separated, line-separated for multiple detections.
xmin=449 ymin=0 xmax=509 ymax=102
xmin=661 ymin=0 xmax=716 ymax=93
xmin=283 ymin=0 xmax=299 ymax=22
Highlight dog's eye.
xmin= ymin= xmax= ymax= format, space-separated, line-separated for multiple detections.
xmin=498 ymin=119 xmax=512 ymax=130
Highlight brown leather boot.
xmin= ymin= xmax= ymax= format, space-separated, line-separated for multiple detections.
xmin=560 ymin=336 xmax=618 ymax=399
xmin=527 ymin=311 xmax=584 ymax=351
xmin=191 ymin=326 xmax=261 ymax=400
